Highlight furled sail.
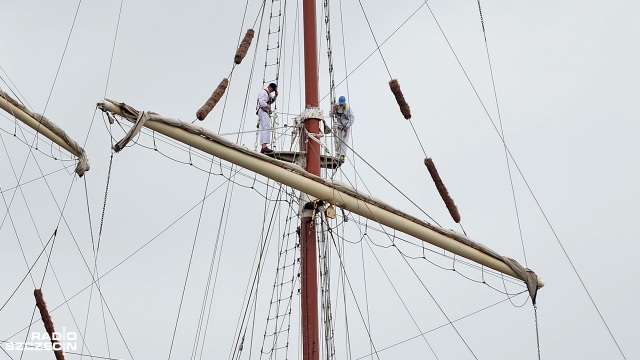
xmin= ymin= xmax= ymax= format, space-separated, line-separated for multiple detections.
xmin=0 ymin=91 xmax=90 ymax=176
xmin=98 ymin=98 xmax=543 ymax=301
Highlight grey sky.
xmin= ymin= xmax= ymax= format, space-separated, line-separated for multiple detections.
xmin=1 ymin=1 xmax=639 ymax=359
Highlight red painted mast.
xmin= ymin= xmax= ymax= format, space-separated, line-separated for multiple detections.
xmin=300 ymin=0 xmax=321 ymax=359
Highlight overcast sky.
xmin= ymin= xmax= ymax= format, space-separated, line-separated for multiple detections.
xmin=1 ymin=1 xmax=639 ymax=359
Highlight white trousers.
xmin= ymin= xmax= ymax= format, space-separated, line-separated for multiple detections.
xmin=337 ymin=127 xmax=350 ymax=156
xmin=258 ymin=110 xmax=271 ymax=145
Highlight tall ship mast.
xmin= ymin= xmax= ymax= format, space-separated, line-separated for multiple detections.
xmin=300 ymin=0 xmax=322 ymax=358
xmin=2 ymin=2 xmax=635 ymax=360
xmin=94 ymin=1 xmax=543 ymax=359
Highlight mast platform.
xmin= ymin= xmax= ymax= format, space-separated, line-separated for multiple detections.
xmin=268 ymin=151 xmax=343 ymax=169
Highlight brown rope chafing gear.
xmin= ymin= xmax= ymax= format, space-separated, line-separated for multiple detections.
xmin=424 ymin=157 xmax=461 ymax=223
xmin=389 ymin=79 xmax=411 ymax=120
xmin=34 ymin=288 xmax=66 ymax=360
xmin=196 ymin=78 xmax=229 ymax=121
xmin=234 ymin=29 xmax=255 ymax=65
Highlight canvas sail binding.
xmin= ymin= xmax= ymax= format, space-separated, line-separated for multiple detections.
xmin=0 ymin=90 xmax=90 ymax=176
xmin=97 ymin=98 xmax=543 ymax=301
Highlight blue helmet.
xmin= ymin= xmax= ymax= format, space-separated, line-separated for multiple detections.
xmin=338 ymin=96 xmax=346 ymax=105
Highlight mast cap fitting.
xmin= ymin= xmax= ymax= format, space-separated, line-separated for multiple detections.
xmin=299 ymin=106 xmax=323 ymax=121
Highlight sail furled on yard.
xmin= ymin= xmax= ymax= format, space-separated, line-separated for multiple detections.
xmin=98 ymin=99 xmax=543 ymax=301
xmin=0 ymin=90 xmax=90 ymax=176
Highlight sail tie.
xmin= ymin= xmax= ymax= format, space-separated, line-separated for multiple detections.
xmin=503 ymin=257 xmax=540 ymax=303
xmin=112 ymin=109 xmax=150 ymax=152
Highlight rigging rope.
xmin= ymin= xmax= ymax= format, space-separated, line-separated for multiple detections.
xmin=0 ymin=233 xmax=55 ymax=313
xmin=101 ymin=88 xmax=540 ymax=360
xmin=191 ymin=5 xmax=290 ymax=353
xmin=348 ymin=216 xmax=527 ymax=294
xmin=40 ymin=0 xmax=83 ymax=123
xmin=5 ymin=1 xmax=570 ymax=357
xmin=0 ymin=116 xmax=78 ymax=166
xmin=323 ymin=0 xmax=341 ymax=160
xmin=260 ymin=191 xmax=299 ymax=359
xmin=0 ymin=129 xmax=105 ymax=359
xmin=334 ymin=209 xmax=507 ymax=359
xmin=167 ymin=157 xmax=219 ymax=360
xmin=333 ymin=140 xmax=441 ymax=225
xmin=355 ymin=0 xmax=391 ymax=79
xmin=0 ymin=140 xmax=37 ymax=288
xmin=319 ymin=213 xmax=337 ymax=359
xmin=190 ymin=171 xmax=238 ymax=360
xmin=353 ymin=291 xmax=528 ymax=359
xmin=534 ymin=303 xmax=542 ymax=360
xmin=355 ymin=0 xmax=415 ymax=122
xmin=0 ymin=69 xmax=34 ymax=111
xmin=357 ymin=224 xmax=374 ymax=359
xmin=333 ymin=221 xmax=354 ymax=360
xmin=400 ymin=1 xmax=633 ymax=351
xmin=395 ymin=243 xmax=479 ymax=359
xmin=474 ymin=0 xmax=529 ymax=267
xmin=331 ymin=1 xmax=467 ymax=231
xmin=363 ymin=238 xmax=441 ymax=359
xmin=321 ymin=3 xmax=425 ymax=102
xmin=319 ymin=186 xmax=535 ymax=358
xmin=3 ymin=180 xmax=238 ymax=360
xmin=254 ymin=0 xmax=286 ymax=151
xmin=230 ymin=182 xmax=290 ymax=360
xmin=326 ymin=230 xmax=381 ymax=360
xmin=1 ymin=105 xmax=128 ymax=359
xmin=96 ymin=152 xmax=114 ymax=252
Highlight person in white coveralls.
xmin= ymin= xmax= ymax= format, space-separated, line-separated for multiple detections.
xmin=331 ymin=95 xmax=355 ymax=162
xmin=256 ymin=82 xmax=278 ymax=154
